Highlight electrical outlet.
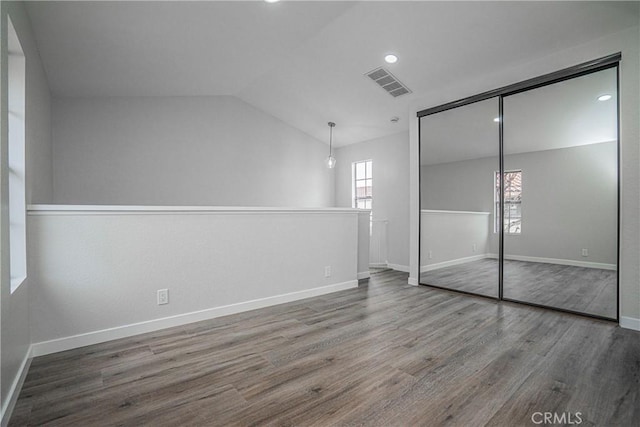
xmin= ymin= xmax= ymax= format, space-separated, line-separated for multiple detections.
xmin=324 ymin=266 xmax=331 ymax=278
xmin=157 ymin=289 xmax=169 ymax=305
xmin=428 ymin=251 xmax=433 ymax=259
xmin=472 ymin=244 xmax=477 ymax=252
xmin=581 ymin=248 xmax=588 ymax=257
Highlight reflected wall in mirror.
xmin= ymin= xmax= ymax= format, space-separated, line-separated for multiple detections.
xmin=502 ymin=67 xmax=618 ymax=319
xmin=420 ymin=97 xmax=499 ymax=298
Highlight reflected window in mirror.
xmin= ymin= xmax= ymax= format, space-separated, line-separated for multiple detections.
xmin=494 ymin=170 xmax=522 ymax=234
xmin=502 ymin=65 xmax=618 ymax=320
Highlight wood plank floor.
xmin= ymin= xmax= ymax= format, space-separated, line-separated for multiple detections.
xmin=420 ymin=259 xmax=616 ymax=318
xmin=10 ymin=270 xmax=639 ymax=426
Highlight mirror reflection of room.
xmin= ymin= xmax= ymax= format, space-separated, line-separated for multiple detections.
xmin=502 ymin=68 xmax=618 ymax=319
xmin=419 ymin=98 xmax=499 ymax=298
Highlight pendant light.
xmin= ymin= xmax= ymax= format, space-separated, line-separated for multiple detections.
xmin=325 ymin=122 xmax=336 ymax=169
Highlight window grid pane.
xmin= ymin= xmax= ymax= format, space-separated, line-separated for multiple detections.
xmin=353 ymin=161 xmax=373 ymax=236
xmin=495 ymin=170 xmax=522 ymax=234
xmin=365 ymin=160 xmax=372 ymax=179
xmin=356 ymin=162 xmax=366 ymax=179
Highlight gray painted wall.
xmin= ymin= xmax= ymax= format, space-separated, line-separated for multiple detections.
xmin=421 ymin=141 xmax=618 ymax=264
xmin=335 ymin=131 xmax=409 ymax=268
xmin=52 ymin=96 xmax=334 ymax=207
xmin=1 ymin=0 xmax=52 ymax=418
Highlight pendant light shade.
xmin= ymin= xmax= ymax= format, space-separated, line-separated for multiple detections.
xmin=326 ymin=122 xmax=336 ymax=169
xmin=325 ymin=155 xmax=336 ymax=169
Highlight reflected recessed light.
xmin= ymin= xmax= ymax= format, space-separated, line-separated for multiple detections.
xmin=597 ymin=94 xmax=612 ymax=101
xmin=384 ymin=54 xmax=398 ymax=64
xmin=493 ymin=117 xmax=500 ymax=123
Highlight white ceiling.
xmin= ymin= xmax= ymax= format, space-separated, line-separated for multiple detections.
xmin=25 ymin=1 xmax=639 ymax=146
xmin=420 ymin=67 xmax=618 ymax=166
xmin=420 ymin=97 xmax=500 ymax=166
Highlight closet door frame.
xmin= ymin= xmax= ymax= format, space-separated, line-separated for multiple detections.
xmin=417 ymin=53 xmax=620 ymax=322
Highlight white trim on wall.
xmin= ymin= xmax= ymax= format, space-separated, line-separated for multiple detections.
xmin=27 ymin=204 xmax=366 ymax=215
xmin=357 ymin=271 xmax=370 ymax=280
xmin=420 ymin=254 xmax=487 ymax=273
xmin=0 ymin=348 xmax=32 ymax=427
xmin=421 ymin=209 xmax=491 ymax=216
xmin=31 ymin=280 xmax=357 ymax=358
xmin=369 ymin=263 xmax=388 ymax=268
xmin=387 ymin=263 xmax=410 ymax=273
xmin=419 ymin=253 xmax=617 ymax=274
xmin=487 ymin=253 xmax=617 ymax=270
xmin=620 ymin=316 xmax=640 ymax=331
xmin=365 ymin=263 xmax=409 ymax=273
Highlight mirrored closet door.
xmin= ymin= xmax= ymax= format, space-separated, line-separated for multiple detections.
xmin=502 ymin=67 xmax=618 ymax=319
xmin=419 ymin=98 xmax=500 ymax=298
xmin=418 ymin=55 xmax=619 ymax=320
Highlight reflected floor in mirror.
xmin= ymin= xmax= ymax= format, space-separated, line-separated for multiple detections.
xmin=420 ymin=259 xmax=499 ymax=298
xmin=420 ymin=259 xmax=616 ymax=319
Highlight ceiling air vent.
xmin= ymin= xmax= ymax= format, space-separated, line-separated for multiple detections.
xmin=365 ymin=67 xmax=412 ymax=98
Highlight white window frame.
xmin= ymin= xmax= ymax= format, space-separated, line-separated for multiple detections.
xmin=7 ymin=17 xmax=27 ymax=292
xmin=352 ymin=160 xmax=373 ymax=210
xmin=494 ymin=169 xmax=522 ymax=235
xmin=352 ymin=160 xmax=373 ymax=233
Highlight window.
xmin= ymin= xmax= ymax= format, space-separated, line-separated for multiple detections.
xmin=8 ymin=18 xmax=27 ymax=292
xmin=495 ymin=170 xmax=522 ymax=234
xmin=352 ymin=160 xmax=373 ymax=210
xmin=352 ymin=160 xmax=373 ymax=233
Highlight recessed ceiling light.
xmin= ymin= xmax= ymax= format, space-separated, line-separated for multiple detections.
xmin=597 ymin=94 xmax=612 ymax=101
xmin=384 ymin=54 xmax=398 ymax=64
xmin=493 ymin=117 xmax=500 ymax=123
xmin=265 ymin=0 xmax=280 ymax=3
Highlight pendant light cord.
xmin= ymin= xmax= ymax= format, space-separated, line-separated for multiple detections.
xmin=328 ymin=121 xmax=335 ymax=156
xmin=329 ymin=125 xmax=333 ymax=156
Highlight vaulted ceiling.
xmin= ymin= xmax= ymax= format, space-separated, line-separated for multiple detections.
xmin=25 ymin=1 xmax=639 ymax=146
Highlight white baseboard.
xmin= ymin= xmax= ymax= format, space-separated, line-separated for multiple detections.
xmin=31 ymin=280 xmax=357 ymax=357
xmin=369 ymin=263 xmax=387 ymax=268
xmin=1 ymin=346 xmax=32 ymax=427
xmin=485 ymin=253 xmax=616 ymax=270
xmin=408 ymin=277 xmax=419 ymax=286
xmin=422 ymin=253 xmax=616 ymax=272
xmin=503 ymin=254 xmax=616 ymax=270
xmin=387 ymin=263 xmax=409 ymax=273
xmin=620 ymin=316 xmax=640 ymax=331
xmin=357 ymin=271 xmax=370 ymax=280
xmin=420 ymin=254 xmax=487 ymax=273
